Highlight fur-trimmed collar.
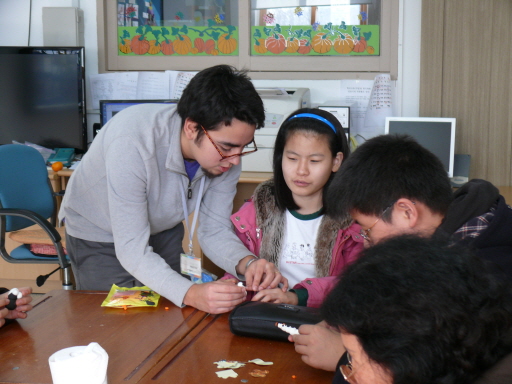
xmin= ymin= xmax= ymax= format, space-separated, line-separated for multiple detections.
xmin=252 ymin=179 xmax=353 ymax=277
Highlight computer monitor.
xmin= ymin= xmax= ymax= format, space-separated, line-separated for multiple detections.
xmin=98 ymin=99 xmax=178 ymax=135
xmin=385 ymin=117 xmax=456 ymax=178
xmin=0 ymin=46 xmax=87 ymax=152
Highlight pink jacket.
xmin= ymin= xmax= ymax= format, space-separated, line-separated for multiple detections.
xmin=227 ymin=180 xmax=364 ymax=307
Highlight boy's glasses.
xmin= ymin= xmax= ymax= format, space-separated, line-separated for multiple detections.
xmin=359 ymin=201 xmax=397 ymax=243
xmin=200 ymin=125 xmax=258 ymax=160
xmin=360 ymin=218 xmax=380 ymax=243
xmin=340 ymin=352 xmax=357 ymax=383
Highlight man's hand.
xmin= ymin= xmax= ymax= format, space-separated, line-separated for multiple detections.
xmin=0 ymin=287 xmax=33 ymax=328
xmin=252 ymin=288 xmax=298 ymax=305
xmin=183 ymin=280 xmax=246 ymax=314
xmin=236 ymin=256 xmax=289 ymax=292
xmin=289 ymin=321 xmax=345 ymax=372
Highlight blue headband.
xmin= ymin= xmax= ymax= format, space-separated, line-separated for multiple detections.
xmin=288 ymin=113 xmax=337 ymax=134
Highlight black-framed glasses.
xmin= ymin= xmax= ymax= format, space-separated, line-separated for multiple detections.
xmin=340 ymin=352 xmax=357 ymax=383
xmin=200 ymin=125 xmax=258 ymax=160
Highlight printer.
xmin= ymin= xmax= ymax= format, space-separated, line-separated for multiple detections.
xmin=242 ymin=88 xmax=311 ymax=172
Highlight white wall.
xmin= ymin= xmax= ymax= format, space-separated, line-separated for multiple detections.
xmin=0 ymin=0 xmax=421 ymax=144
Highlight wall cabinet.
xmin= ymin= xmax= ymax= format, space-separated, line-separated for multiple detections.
xmin=97 ymin=0 xmax=398 ymax=79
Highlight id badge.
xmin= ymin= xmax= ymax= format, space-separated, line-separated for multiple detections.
xmin=180 ymin=253 xmax=202 ymax=279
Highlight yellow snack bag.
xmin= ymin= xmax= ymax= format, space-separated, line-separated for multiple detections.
xmin=101 ymin=284 xmax=160 ymax=308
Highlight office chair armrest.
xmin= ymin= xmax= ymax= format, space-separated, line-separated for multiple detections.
xmin=0 ymin=208 xmax=71 ymax=286
xmin=0 ymin=209 xmax=62 ymax=244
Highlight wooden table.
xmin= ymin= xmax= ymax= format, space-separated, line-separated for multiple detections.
xmin=138 ymin=312 xmax=333 ymax=384
xmin=0 ymin=290 xmax=332 ymax=384
xmin=0 ymin=290 xmax=207 ymax=384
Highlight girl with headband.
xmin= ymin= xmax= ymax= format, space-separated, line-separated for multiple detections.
xmin=225 ymin=108 xmax=363 ymax=307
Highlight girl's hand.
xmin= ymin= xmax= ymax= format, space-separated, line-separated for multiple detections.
xmin=251 ymin=288 xmax=298 ymax=305
xmin=239 ymin=257 xmax=289 ymax=292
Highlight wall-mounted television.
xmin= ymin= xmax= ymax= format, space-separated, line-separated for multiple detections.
xmin=385 ymin=117 xmax=456 ymax=178
xmin=0 ymin=46 xmax=87 ymax=152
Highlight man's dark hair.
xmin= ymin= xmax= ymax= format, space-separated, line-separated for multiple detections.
xmin=322 ymin=235 xmax=512 ymax=384
xmin=326 ymin=134 xmax=453 ymax=222
xmin=177 ymin=65 xmax=265 ymax=138
xmin=273 ymin=108 xmax=350 ymax=211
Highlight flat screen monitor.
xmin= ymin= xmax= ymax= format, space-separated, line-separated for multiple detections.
xmin=99 ymin=99 xmax=178 ymax=128
xmin=0 ymin=46 xmax=87 ymax=152
xmin=385 ymin=117 xmax=456 ymax=178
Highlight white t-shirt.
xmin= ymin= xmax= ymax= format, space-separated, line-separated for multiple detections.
xmin=279 ymin=209 xmax=323 ymax=288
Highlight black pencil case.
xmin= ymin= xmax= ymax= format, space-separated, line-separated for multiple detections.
xmin=228 ymin=301 xmax=322 ymax=341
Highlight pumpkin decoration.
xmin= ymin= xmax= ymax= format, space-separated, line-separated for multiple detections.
xmin=366 ymin=46 xmax=375 ymax=54
xmin=353 ymin=36 xmax=367 ymax=53
xmin=311 ymin=33 xmax=332 ymax=54
xmin=333 ymin=33 xmax=354 ymax=54
xmin=119 ymin=39 xmax=131 ymax=54
xmin=297 ymin=39 xmax=312 ymax=55
xmin=210 ymin=49 xmax=219 ymax=56
xmin=204 ymin=39 xmax=215 ymax=54
xmin=194 ymin=38 xmax=205 ymax=53
xmin=191 ymin=47 xmax=199 ymax=54
xmin=173 ymin=35 xmax=192 ymax=55
xmin=253 ymin=38 xmax=267 ymax=54
xmin=160 ymin=40 xmax=174 ymax=55
xmin=266 ymin=33 xmax=286 ymax=54
xmin=285 ymin=38 xmax=300 ymax=53
xmin=218 ymin=33 xmax=237 ymax=54
xmin=148 ymin=40 xmax=161 ymax=55
xmin=131 ymin=35 xmax=150 ymax=55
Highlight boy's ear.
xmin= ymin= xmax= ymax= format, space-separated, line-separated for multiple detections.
xmin=183 ymin=118 xmax=199 ymax=140
xmin=394 ymin=198 xmax=419 ymax=228
xmin=332 ymin=152 xmax=344 ymax=172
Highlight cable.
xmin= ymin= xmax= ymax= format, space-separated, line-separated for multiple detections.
xmin=27 ymin=0 xmax=32 ymax=46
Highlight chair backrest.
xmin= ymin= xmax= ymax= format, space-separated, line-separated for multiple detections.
xmin=0 ymin=144 xmax=54 ymax=231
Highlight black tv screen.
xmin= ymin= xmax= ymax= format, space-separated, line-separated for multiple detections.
xmin=0 ymin=46 xmax=87 ymax=152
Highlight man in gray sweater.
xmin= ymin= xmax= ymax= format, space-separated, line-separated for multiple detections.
xmin=59 ymin=65 xmax=287 ymax=313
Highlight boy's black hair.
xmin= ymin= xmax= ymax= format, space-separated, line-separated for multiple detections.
xmin=326 ymin=134 xmax=453 ymax=222
xmin=177 ymin=65 xmax=265 ymax=138
xmin=322 ymin=235 xmax=512 ymax=384
xmin=273 ymin=108 xmax=350 ymax=212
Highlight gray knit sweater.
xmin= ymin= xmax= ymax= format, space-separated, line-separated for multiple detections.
xmin=59 ymin=104 xmax=254 ymax=306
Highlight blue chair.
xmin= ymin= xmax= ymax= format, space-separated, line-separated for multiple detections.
xmin=0 ymin=144 xmax=72 ymax=289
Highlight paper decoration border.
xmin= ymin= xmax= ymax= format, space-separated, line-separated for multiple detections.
xmin=117 ymin=25 xmax=239 ymax=56
xmin=251 ymin=24 xmax=379 ymax=56
xmin=117 ymin=24 xmax=379 ymax=57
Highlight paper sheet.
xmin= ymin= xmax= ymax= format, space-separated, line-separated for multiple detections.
xmin=89 ymin=72 xmax=138 ymax=109
xmin=89 ymin=70 xmax=198 ymax=110
xmin=340 ymin=79 xmax=374 ymax=142
xmin=136 ymin=71 xmax=170 ymax=100
xmin=214 ymin=361 xmax=246 ymax=369
xmin=340 ymin=74 xmax=393 ymax=143
xmin=248 ymin=359 xmax=273 ymax=365
xmin=216 ymin=369 xmax=238 ymax=379
xmin=364 ymin=73 xmax=393 ymax=132
xmin=167 ymin=71 xmax=197 ymax=99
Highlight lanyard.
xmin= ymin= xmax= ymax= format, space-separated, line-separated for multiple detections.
xmin=180 ymin=177 xmax=205 ymax=255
